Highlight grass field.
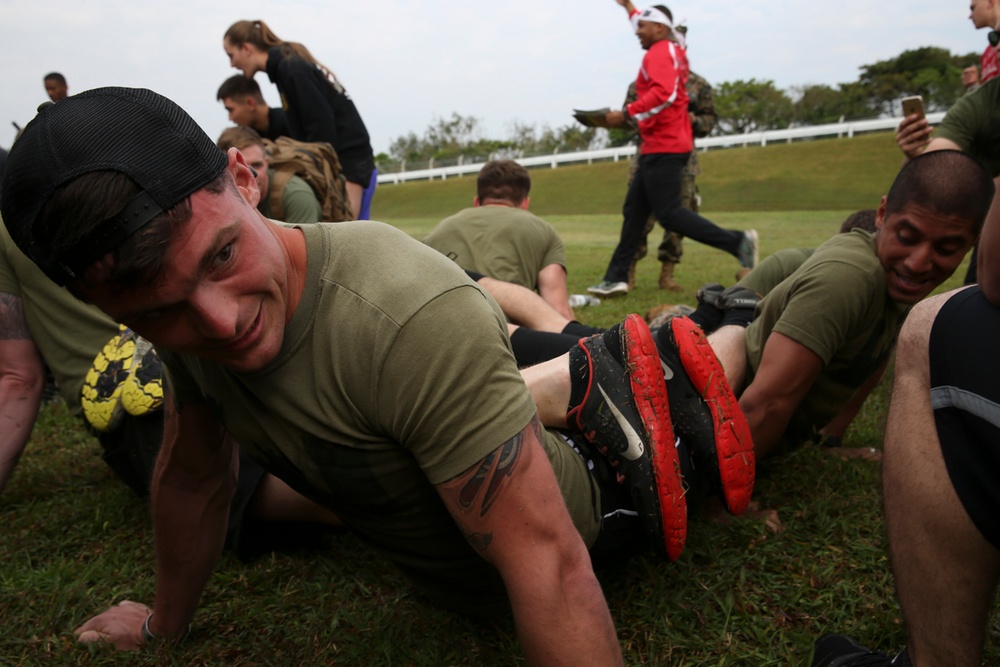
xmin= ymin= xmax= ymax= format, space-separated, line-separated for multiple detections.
xmin=370 ymin=131 xmax=906 ymax=221
xmin=1 ymin=134 xmax=997 ymax=666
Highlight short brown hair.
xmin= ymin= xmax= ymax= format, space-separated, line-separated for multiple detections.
xmin=476 ymin=160 xmax=531 ymax=205
xmin=218 ymin=126 xmax=266 ymax=153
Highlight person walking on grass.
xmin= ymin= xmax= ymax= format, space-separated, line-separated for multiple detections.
xmin=588 ymin=1 xmax=757 ymax=298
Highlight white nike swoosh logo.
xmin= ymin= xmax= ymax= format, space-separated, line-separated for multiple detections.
xmin=598 ymin=384 xmax=645 ymax=460
xmin=660 ymin=358 xmax=674 ymax=380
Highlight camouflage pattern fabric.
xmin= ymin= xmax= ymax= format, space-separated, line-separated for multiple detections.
xmin=623 ymin=71 xmax=716 ymax=264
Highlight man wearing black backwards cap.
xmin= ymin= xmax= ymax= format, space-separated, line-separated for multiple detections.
xmin=1 ymin=87 xmax=755 ymax=663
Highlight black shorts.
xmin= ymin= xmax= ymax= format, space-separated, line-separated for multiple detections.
xmin=931 ymin=286 xmax=1000 ymax=548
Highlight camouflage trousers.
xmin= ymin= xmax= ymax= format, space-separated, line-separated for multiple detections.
xmin=632 ymin=171 xmax=699 ymax=264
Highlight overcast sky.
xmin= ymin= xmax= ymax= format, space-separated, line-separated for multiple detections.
xmin=0 ymin=1 xmax=985 ymax=156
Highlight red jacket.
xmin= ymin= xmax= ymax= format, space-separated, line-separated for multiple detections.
xmin=981 ymin=44 xmax=999 ymax=85
xmin=625 ymin=38 xmax=692 ymax=155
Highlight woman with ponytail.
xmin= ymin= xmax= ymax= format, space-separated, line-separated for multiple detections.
xmin=224 ymin=20 xmax=375 ymax=219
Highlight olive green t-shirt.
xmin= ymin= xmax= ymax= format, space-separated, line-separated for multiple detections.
xmin=0 ymin=222 xmax=118 ymax=412
xmin=257 ymin=169 xmax=323 ymax=223
xmin=744 ymin=230 xmax=908 ymax=449
xmin=934 ymin=77 xmax=1000 ymax=176
xmin=738 ymin=247 xmax=815 ymax=296
xmin=423 ymin=206 xmax=566 ymax=290
xmin=160 ymin=221 xmax=599 ymax=615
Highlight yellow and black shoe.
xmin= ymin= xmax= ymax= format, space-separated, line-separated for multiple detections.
xmin=121 ymin=335 xmax=164 ymax=417
xmin=81 ymin=325 xmax=136 ymax=432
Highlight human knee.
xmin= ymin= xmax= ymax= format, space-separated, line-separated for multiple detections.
xmin=894 ymin=290 xmax=955 ymax=372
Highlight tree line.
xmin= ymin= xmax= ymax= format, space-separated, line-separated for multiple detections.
xmin=378 ymin=46 xmax=978 ymax=169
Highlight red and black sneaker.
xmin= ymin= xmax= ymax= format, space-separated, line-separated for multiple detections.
xmin=655 ymin=316 xmax=755 ymax=515
xmin=567 ymin=314 xmax=687 ymax=561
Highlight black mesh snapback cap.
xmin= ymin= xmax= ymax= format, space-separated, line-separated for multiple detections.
xmin=0 ymin=87 xmax=228 ymax=284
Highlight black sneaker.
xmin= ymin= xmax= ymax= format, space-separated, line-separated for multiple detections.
xmin=567 ymin=314 xmax=687 ymax=560
xmin=811 ymin=634 xmax=907 ymax=667
xmin=690 ymin=283 xmax=726 ymax=333
xmin=654 ymin=317 xmax=755 ymax=516
xmin=696 ymin=283 xmax=725 ymax=308
xmin=717 ymin=285 xmax=762 ymax=328
xmin=717 ymin=285 xmax=762 ymax=312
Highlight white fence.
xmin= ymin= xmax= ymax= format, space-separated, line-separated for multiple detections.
xmin=376 ymin=112 xmax=945 ymax=186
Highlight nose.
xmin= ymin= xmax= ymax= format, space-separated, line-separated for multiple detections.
xmin=902 ymin=243 xmax=933 ymax=274
xmin=188 ymin=284 xmax=238 ymax=341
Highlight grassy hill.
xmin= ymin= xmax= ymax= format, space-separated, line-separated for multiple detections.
xmin=371 ymin=131 xmax=904 ymax=221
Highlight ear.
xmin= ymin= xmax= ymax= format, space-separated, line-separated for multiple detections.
xmin=473 ymin=196 xmax=481 ymax=207
xmin=228 ymin=147 xmax=261 ymax=208
xmin=518 ymin=196 xmax=530 ymax=210
xmin=245 ymin=96 xmax=257 ymax=111
xmin=874 ymin=196 xmax=888 ymax=230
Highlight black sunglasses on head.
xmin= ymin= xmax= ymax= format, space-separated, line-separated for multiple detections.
xmin=990 ymin=30 xmax=1000 ymax=47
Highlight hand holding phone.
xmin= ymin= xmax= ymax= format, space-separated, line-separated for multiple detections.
xmin=901 ymin=95 xmax=925 ymax=120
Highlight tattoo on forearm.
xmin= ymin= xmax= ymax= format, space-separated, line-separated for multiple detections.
xmin=0 ymin=294 xmax=32 ymax=340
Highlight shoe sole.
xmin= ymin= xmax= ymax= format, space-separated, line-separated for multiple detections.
xmin=587 ymin=287 xmax=629 ymax=298
xmin=121 ymin=337 xmax=164 ymax=417
xmin=670 ymin=317 xmax=755 ymax=515
xmin=621 ymin=315 xmax=687 ymax=561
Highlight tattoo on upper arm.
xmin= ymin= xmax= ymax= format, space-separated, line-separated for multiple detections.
xmin=0 ymin=293 xmax=32 ymax=341
xmin=454 ymin=415 xmax=539 ymax=519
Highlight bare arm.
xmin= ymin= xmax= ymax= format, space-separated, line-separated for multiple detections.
xmin=477 ymin=276 xmax=571 ymax=333
xmin=738 ymin=332 xmax=824 ymax=458
xmin=436 ymin=415 xmax=622 ymax=666
xmin=74 ymin=393 xmax=236 ymax=648
xmin=977 ymin=177 xmax=1000 ymax=306
xmin=0 ymin=292 xmax=45 ymax=496
xmin=614 ymin=0 xmax=637 ymax=13
xmin=536 ymin=264 xmax=574 ymax=321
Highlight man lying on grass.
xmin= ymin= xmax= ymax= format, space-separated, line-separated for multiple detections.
xmin=0 ymin=87 xmax=754 ymax=665
xmin=689 ymin=149 xmax=992 ymax=467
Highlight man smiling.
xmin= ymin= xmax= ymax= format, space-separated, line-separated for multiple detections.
xmin=700 ymin=149 xmax=992 ymax=461
xmin=0 ymin=87 xmax=753 ymax=664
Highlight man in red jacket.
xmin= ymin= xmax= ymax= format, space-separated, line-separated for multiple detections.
xmin=589 ymin=2 xmax=758 ymax=297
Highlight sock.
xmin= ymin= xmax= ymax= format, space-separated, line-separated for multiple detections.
xmin=688 ymin=303 xmax=723 ymax=333
xmin=719 ymin=308 xmax=755 ymax=329
xmin=562 ymin=321 xmax=604 ymax=337
xmin=509 ymin=328 xmax=582 ymax=367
